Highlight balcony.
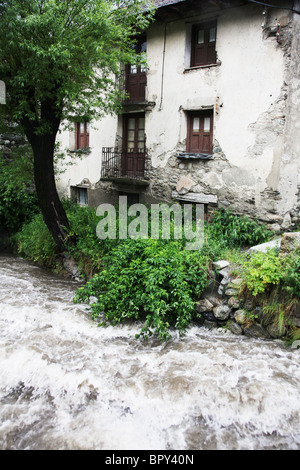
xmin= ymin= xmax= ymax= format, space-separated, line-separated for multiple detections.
xmin=101 ymin=147 xmax=150 ymax=185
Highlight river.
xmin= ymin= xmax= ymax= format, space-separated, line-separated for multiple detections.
xmin=0 ymin=254 xmax=299 ymax=450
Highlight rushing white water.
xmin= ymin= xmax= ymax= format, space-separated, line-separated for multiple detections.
xmin=0 ymin=254 xmax=300 ymax=450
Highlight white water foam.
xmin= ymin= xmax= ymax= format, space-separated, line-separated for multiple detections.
xmin=0 ymin=255 xmax=300 ymax=450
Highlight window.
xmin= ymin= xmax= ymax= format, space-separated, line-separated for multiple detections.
xmin=190 ymin=21 xmax=217 ymax=67
xmin=71 ymin=186 xmax=88 ymax=206
xmin=125 ymin=35 xmax=147 ymax=102
xmin=75 ymin=122 xmax=90 ymax=149
xmin=187 ymin=110 xmax=213 ymax=154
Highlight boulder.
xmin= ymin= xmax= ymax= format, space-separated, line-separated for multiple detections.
xmin=280 ymin=232 xmax=300 ymax=257
xmin=227 ymin=320 xmax=243 ymax=336
xmin=234 ymin=309 xmax=248 ymax=325
xmin=228 ymin=296 xmax=240 ymax=309
xmin=195 ymin=298 xmax=214 ymax=313
xmin=243 ymin=323 xmax=271 ymax=339
xmin=266 ymin=323 xmax=286 ymax=339
xmin=249 ymin=239 xmax=281 ymax=254
xmin=213 ymin=304 xmax=231 ymax=321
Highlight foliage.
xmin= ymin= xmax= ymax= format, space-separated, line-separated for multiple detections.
xmin=14 ymin=212 xmax=58 ymax=268
xmin=74 ymin=238 xmax=209 ymax=341
xmin=208 ymin=208 xmax=272 ymax=248
xmin=0 ymin=124 xmax=39 ymax=233
xmin=282 ymin=250 xmax=300 ymax=298
xmin=0 ymin=0 xmax=155 ymax=127
xmin=240 ymin=249 xmax=285 ymax=296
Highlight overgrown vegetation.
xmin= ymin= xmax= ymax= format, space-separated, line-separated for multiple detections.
xmin=0 ymin=124 xmax=39 ymax=235
xmin=14 ymin=200 xmax=284 ymax=340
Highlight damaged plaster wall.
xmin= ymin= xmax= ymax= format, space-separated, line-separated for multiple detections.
xmin=144 ymin=5 xmax=296 ymax=228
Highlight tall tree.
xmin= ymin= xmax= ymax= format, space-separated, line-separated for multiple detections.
xmin=0 ymin=0 xmax=154 ymax=251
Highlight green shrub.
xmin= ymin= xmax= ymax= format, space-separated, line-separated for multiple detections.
xmin=14 ymin=212 xmax=58 ymax=268
xmin=283 ymin=250 xmax=300 ymax=298
xmin=208 ymin=208 xmax=272 ymax=248
xmin=0 ymin=144 xmax=39 ymax=234
xmin=74 ymin=238 xmax=209 ymax=341
xmin=240 ymin=249 xmax=285 ymax=296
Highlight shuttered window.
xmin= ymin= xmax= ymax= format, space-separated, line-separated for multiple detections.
xmin=75 ymin=122 xmax=90 ymax=149
xmin=187 ymin=111 xmax=213 ymax=154
xmin=190 ymin=21 xmax=217 ymax=67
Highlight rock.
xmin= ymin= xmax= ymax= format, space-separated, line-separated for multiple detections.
xmin=213 ymin=304 xmax=231 ymax=321
xmin=266 ymin=323 xmax=286 ymax=339
xmin=280 ymin=232 xmax=300 ymax=257
xmin=229 ymin=278 xmax=243 ymax=287
xmin=227 ymin=320 xmax=243 ymax=335
xmin=62 ymin=255 xmax=81 ymax=280
xmin=249 ymin=239 xmax=281 ymax=254
xmin=203 ymin=320 xmax=218 ymax=330
xmin=202 ymin=312 xmax=217 ymax=322
xmin=228 ymin=296 xmax=240 ymax=309
xmin=281 ymin=213 xmax=291 ymax=230
xmin=243 ymin=323 xmax=271 ymax=339
xmin=234 ymin=309 xmax=248 ymax=325
xmin=195 ymin=298 xmax=214 ymax=313
xmin=212 ymin=260 xmax=230 ymax=270
xmin=225 ymin=288 xmax=239 ymax=296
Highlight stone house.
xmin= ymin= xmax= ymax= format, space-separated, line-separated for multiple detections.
xmin=56 ymin=0 xmax=300 ymax=231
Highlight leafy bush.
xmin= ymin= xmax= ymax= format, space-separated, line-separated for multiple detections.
xmin=74 ymin=238 xmax=209 ymax=340
xmin=14 ymin=212 xmax=58 ymax=268
xmin=208 ymin=208 xmax=272 ymax=248
xmin=0 ymin=143 xmax=39 ymax=234
xmin=240 ymin=249 xmax=285 ymax=296
xmin=283 ymin=250 xmax=300 ymax=298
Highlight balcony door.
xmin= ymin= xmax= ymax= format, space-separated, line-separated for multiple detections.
xmin=122 ymin=114 xmax=145 ymax=178
xmin=125 ymin=36 xmax=147 ymax=102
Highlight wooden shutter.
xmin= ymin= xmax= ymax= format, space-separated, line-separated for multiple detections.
xmin=187 ymin=111 xmax=213 ymax=154
xmin=191 ymin=21 xmax=217 ymax=67
xmin=76 ymin=122 xmax=90 ymax=149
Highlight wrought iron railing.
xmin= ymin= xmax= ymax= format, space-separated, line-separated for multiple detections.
xmin=101 ymin=147 xmax=150 ymax=182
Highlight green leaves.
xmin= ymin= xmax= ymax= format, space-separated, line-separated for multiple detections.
xmin=208 ymin=208 xmax=272 ymax=248
xmin=74 ymin=238 xmax=208 ymax=341
xmin=0 ymin=0 xmax=155 ymax=126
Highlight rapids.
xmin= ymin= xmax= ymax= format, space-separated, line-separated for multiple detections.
xmin=0 ymin=255 xmax=299 ymax=450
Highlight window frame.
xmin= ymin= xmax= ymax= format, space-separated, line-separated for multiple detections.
xmin=75 ymin=122 xmax=90 ymax=150
xmin=186 ymin=110 xmax=214 ymax=154
xmin=190 ymin=20 xmax=217 ymax=68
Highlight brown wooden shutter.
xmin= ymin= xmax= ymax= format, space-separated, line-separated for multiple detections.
xmin=187 ymin=111 xmax=213 ymax=154
xmin=191 ymin=21 xmax=217 ymax=67
xmin=76 ymin=122 xmax=89 ymax=149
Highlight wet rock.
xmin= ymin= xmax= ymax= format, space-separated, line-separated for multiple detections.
xmin=195 ymin=298 xmax=214 ymax=313
xmin=203 ymin=320 xmax=218 ymax=330
xmin=234 ymin=309 xmax=247 ymax=325
xmin=227 ymin=320 xmax=243 ymax=335
xmin=228 ymin=296 xmax=240 ymax=309
xmin=213 ymin=304 xmax=231 ymax=321
xmin=266 ymin=323 xmax=286 ymax=339
xmin=243 ymin=323 xmax=271 ymax=339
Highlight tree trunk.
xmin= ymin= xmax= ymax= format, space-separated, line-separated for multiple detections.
xmin=29 ymin=132 xmax=71 ymax=252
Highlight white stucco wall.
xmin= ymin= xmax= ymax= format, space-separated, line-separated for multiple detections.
xmin=146 ymin=5 xmax=285 ymax=182
xmin=56 ymin=114 xmax=118 ymax=197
